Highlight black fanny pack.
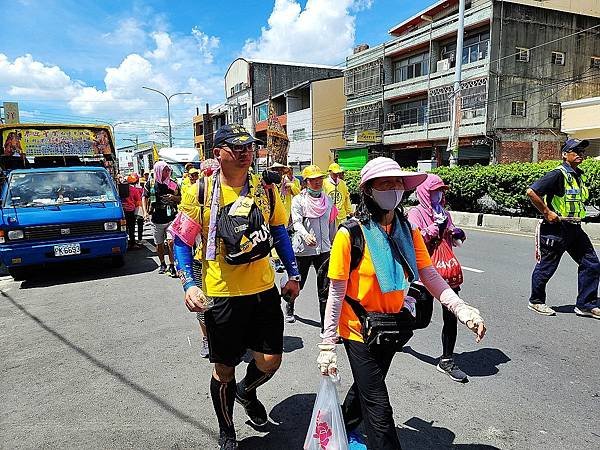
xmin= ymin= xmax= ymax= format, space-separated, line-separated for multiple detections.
xmin=346 ymin=284 xmax=433 ymax=350
xmin=216 ymin=202 xmax=273 ymax=265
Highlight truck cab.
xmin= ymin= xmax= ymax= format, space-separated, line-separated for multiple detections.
xmin=0 ymin=124 xmax=128 ymax=280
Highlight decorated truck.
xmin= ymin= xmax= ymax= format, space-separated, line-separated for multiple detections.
xmin=0 ymin=124 xmax=128 ymax=280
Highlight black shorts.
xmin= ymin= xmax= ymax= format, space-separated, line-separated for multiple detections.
xmin=204 ymin=285 xmax=284 ymax=367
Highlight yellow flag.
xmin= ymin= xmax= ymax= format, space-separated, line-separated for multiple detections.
xmin=152 ymin=144 xmax=160 ymax=163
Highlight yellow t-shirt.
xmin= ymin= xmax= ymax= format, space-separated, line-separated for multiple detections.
xmin=194 ymin=175 xmax=287 ymax=297
xmin=323 ymin=178 xmax=352 ymax=220
xmin=281 ymin=178 xmax=301 ymax=220
xmin=328 ymin=225 xmax=432 ymax=342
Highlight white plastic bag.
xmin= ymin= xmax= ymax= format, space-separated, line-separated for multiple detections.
xmin=304 ymin=375 xmax=348 ymax=450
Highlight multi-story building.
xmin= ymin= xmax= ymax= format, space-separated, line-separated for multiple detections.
xmin=192 ymin=103 xmax=227 ymax=159
xmin=252 ymin=77 xmax=346 ymax=170
xmin=224 ymin=58 xmax=342 ymax=136
xmin=343 ymin=0 xmax=600 ymax=166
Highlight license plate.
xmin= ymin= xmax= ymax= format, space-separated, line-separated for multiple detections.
xmin=54 ymin=243 xmax=81 ymax=257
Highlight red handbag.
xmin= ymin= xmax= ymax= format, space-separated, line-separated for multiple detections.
xmin=431 ymin=238 xmax=463 ymax=288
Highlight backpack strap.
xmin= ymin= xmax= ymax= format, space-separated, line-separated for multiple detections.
xmin=339 ymin=219 xmax=364 ymax=272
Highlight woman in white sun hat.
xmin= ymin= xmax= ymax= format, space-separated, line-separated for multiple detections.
xmin=317 ymin=157 xmax=487 ymax=450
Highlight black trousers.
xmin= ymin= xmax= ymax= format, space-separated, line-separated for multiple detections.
xmin=124 ymin=210 xmax=136 ymax=245
xmin=530 ymin=221 xmax=600 ymax=309
xmin=424 ymin=287 xmax=460 ymax=359
xmin=136 ymin=217 xmax=144 ymax=241
xmin=342 ymin=339 xmax=408 ymax=450
xmin=296 ymin=252 xmax=329 ymax=331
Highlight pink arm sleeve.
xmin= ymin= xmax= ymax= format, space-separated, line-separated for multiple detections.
xmin=418 ymin=265 xmax=465 ymax=317
xmin=321 ymin=279 xmax=348 ymax=344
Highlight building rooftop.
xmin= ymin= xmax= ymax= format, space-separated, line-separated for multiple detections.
xmin=388 ymin=0 xmax=459 ymax=36
xmin=237 ymin=57 xmax=342 ymax=70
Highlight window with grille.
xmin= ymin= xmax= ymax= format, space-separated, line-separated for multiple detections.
xmin=592 ymin=57 xmax=600 ymax=69
xmin=511 ymin=101 xmax=526 ymax=117
xmin=551 ymin=52 xmax=565 ymax=66
xmin=388 ymin=99 xmax=428 ymax=128
xmin=344 ymin=60 xmax=383 ymax=96
xmin=344 ymin=103 xmax=383 ymax=137
xmin=393 ymin=52 xmax=429 ymax=83
xmin=548 ymin=103 xmax=561 ymax=119
xmin=516 ymin=48 xmax=530 ymax=62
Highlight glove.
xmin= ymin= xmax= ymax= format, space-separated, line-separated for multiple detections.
xmin=452 ymin=227 xmax=466 ymax=241
xmin=317 ymin=344 xmax=337 ymax=375
xmin=455 ymin=304 xmax=483 ymax=326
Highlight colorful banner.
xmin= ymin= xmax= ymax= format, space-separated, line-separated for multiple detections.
xmin=2 ymin=127 xmax=112 ymax=157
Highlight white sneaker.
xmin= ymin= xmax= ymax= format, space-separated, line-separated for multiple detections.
xmin=528 ymin=302 xmax=556 ymax=316
xmin=200 ymin=337 xmax=209 ymax=358
xmin=574 ymin=307 xmax=600 ymax=319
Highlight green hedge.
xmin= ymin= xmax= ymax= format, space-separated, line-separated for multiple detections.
xmin=344 ymin=159 xmax=600 ymax=217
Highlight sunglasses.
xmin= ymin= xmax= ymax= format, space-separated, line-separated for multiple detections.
xmin=221 ymin=143 xmax=254 ymax=153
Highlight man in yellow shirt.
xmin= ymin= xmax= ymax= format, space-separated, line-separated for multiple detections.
xmin=324 ymin=163 xmax=352 ymax=226
xmin=171 ymin=124 xmax=300 ymax=450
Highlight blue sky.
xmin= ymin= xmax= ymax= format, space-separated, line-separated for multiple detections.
xmin=1 ymin=0 xmax=426 ymax=146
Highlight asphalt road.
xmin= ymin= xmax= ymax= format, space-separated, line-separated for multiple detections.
xmin=1 ymin=227 xmax=599 ymax=449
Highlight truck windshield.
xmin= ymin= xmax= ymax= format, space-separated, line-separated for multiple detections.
xmin=5 ymin=171 xmax=117 ymax=207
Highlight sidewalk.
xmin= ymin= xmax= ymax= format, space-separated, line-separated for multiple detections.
xmin=451 ymin=211 xmax=600 ymax=242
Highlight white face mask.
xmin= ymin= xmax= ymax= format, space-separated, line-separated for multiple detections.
xmin=371 ymin=188 xmax=404 ymax=211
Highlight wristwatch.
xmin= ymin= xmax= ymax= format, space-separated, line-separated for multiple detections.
xmin=288 ymin=275 xmax=301 ymax=282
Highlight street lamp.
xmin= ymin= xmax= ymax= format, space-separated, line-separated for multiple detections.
xmin=142 ymin=86 xmax=192 ymax=147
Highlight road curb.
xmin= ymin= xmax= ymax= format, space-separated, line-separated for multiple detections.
xmin=451 ymin=211 xmax=600 ymax=241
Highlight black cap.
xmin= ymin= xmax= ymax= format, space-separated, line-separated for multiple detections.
xmin=214 ymin=124 xmax=263 ymax=147
xmin=562 ymin=138 xmax=589 ymax=153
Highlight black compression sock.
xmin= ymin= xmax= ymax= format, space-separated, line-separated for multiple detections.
xmin=210 ymin=376 xmax=236 ymax=436
xmin=238 ymin=359 xmax=273 ymax=400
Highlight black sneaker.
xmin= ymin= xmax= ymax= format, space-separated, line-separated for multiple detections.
xmin=284 ymin=302 xmax=295 ymax=323
xmin=437 ymin=358 xmax=468 ymax=383
xmin=168 ymin=264 xmax=177 ymax=278
xmin=158 ymin=263 xmax=167 ymax=274
xmin=218 ymin=430 xmax=238 ymax=450
xmin=235 ymin=383 xmax=268 ymax=427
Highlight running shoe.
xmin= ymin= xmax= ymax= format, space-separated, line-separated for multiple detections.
xmin=235 ymin=384 xmax=268 ymax=427
xmin=285 ymin=302 xmax=295 ymax=323
xmin=167 ymin=264 xmax=177 ymax=277
xmin=437 ymin=358 xmax=468 ymax=383
xmin=200 ymin=337 xmax=209 ymax=358
xmin=218 ymin=430 xmax=238 ymax=450
xmin=158 ymin=263 xmax=167 ymax=274
xmin=348 ymin=430 xmax=367 ymax=450
xmin=574 ymin=306 xmax=600 ymax=319
xmin=527 ymin=302 xmax=556 ymax=316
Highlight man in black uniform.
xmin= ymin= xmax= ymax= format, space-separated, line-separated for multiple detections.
xmin=526 ymin=138 xmax=600 ymax=319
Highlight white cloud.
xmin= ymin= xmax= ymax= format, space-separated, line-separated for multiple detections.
xmin=0 ymin=53 xmax=82 ymax=100
xmin=0 ymin=23 xmax=222 ymax=130
xmin=242 ymin=0 xmax=372 ymax=65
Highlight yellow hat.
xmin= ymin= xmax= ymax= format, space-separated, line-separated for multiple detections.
xmin=328 ymin=163 xmax=344 ymax=173
xmin=302 ymin=165 xmax=326 ymax=179
xmin=188 ymin=168 xmax=200 ymax=175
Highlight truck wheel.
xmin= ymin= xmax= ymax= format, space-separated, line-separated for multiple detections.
xmin=8 ymin=267 xmax=28 ymax=281
xmin=111 ymin=255 xmax=125 ymax=268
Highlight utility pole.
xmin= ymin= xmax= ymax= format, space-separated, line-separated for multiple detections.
xmin=448 ymin=0 xmax=466 ymax=167
xmin=142 ymin=87 xmax=192 ymax=147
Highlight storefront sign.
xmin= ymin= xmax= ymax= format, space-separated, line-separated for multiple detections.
xmin=356 ymin=130 xmax=382 ymax=143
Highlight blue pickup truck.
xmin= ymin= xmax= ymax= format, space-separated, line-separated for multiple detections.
xmin=0 ymin=165 xmax=128 ymax=280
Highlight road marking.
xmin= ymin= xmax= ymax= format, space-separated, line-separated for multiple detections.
xmin=463 ymin=266 xmax=484 ymax=273
xmin=187 ymin=336 xmax=191 ymax=347
xmin=142 ymin=241 xmax=156 ymax=252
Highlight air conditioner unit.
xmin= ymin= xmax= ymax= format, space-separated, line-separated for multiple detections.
xmin=437 ymin=59 xmax=451 ymax=72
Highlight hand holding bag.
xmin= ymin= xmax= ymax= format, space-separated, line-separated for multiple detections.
xmin=304 ymin=375 xmax=348 ymax=450
xmin=430 ymin=238 xmax=463 ymax=288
